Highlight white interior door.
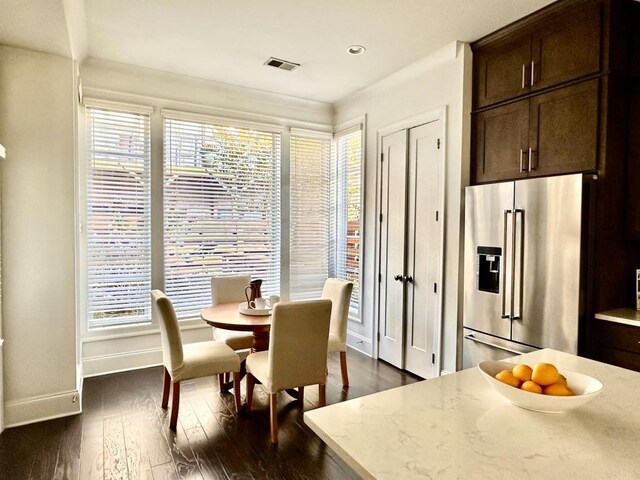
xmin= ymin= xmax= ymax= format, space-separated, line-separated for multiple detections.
xmin=377 ymin=129 xmax=408 ymax=368
xmin=404 ymin=120 xmax=442 ymax=379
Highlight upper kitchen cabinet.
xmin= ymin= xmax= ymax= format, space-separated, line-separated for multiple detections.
xmin=474 ymin=0 xmax=604 ymax=110
xmin=474 ymin=79 xmax=599 ymax=184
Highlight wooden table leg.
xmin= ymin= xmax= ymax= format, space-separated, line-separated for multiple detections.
xmin=252 ymin=330 xmax=270 ymax=352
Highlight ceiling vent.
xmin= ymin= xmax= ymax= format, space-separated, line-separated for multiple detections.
xmin=264 ymin=57 xmax=300 ymax=72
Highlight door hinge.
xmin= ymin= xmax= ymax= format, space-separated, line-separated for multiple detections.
xmin=434 ymin=283 xmax=437 ymax=293
xmin=377 ymin=332 xmax=381 ymax=342
xmin=378 ymin=272 xmax=382 ymax=283
xmin=437 ymin=138 xmax=441 ymax=149
xmin=432 ymin=353 xmax=435 ymax=364
xmin=379 ymin=213 xmax=383 ymax=223
xmin=381 ymin=153 xmax=384 ymax=163
xmin=435 ymin=210 xmax=439 ymax=221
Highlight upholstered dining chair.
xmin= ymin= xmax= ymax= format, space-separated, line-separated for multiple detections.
xmin=211 ymin=275 xmax=254 ymax=351
xmin=245 ymin=299 xmax=332 ymax=444
xmin=322 ymin=278 xmax=354 ymax=387
xmin=151 ymin=290 xmax=242 ymax=430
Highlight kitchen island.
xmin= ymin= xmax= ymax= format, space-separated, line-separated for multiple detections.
xmin=304 ymin=349 xmax=640 ymax=479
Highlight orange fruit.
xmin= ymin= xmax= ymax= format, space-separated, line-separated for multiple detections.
xmin=556 ymin=374 xmax=568 ymax=386
xmin=495 ymin=370 xmax=521 ymax=388
xmin=520 ymin=380 xmax=543 ymax=394
xmin=512 ymin=364 xmax=533 ymax=382
xmin=543 ymin=383 xmax=575 ymax=396
xmin=531 ymin=363 xmax=560 ymax=386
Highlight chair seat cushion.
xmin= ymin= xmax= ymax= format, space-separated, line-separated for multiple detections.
xmin=327 ymin=332 xmax=346 ymax=353
xmin=171 ymin=341 xmax=240 ymax=382
xmin=245 ymin=350 xmax=270 ymax=389
xmin=213 ymin=328 xmax=254 ymax=351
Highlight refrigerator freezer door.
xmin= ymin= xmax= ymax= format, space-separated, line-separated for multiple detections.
xmin=512 ymin=174 xmax=585 ymax=353
xmin=464 ymin=182 xmax=514 ymax=340
xmin=462 ymin=329 xmax=537 ymax=370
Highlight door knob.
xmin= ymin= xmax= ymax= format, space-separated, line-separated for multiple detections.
xmin=394 ymin=274 xmax=403 ymax=281
xmin=403 ymin=275 xmax=413 ymax=283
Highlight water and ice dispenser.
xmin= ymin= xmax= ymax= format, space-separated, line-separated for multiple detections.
xmin=477 ymin=246 xmax=501 ymax=294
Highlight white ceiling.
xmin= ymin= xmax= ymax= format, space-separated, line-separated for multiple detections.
xmin=1 ymin=0 xmax=556 ymax=103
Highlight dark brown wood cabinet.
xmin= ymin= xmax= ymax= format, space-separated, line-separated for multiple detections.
xmin=474 ymin=1 xmax=603 ymax=110
xmin=473 ymin=99 xmax=529 ymax=183
xmin=594 ymin=320 xmax=640 ymax=371
xmin=529 ymin=79 xmax=599 ymax=177
xmin=474 ymin=79 xmax=599 ymax=183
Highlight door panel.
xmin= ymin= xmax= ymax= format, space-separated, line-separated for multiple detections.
xmin=473 ymin=99 xmax=529 ymax=183
xmin=475 ymin=36 xmax=531 ymax=109
xmin=529 ymin=79 xmax=599 ymax=177
xmin=404 ymin=121 xmax=441 ymax=379
xmin=512 ymin=175 xmax=584 ymax=353
xmin=531 ymin=2 xmax=601 ymax=91
xmin=463 ymin=181 xmax=514 ymax=341
xmin=378 ymin=129 xmax=408 ymax=368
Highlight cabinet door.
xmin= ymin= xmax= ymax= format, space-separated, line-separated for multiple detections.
xmin=528 ymin=79 xmax=599 ymax=177
xmin=473 ymin=99 xmax=529 ymax=183
xmin=475 ymin=36 xmax=531 ymax=109
xmin=531 ymin=2 xmax=602 ymax=91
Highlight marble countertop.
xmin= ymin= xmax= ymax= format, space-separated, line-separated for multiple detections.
xmin=595 ymin=308 xmax=640 ymax=327
xmin=304 ymin=349 xmax=640 ymax=479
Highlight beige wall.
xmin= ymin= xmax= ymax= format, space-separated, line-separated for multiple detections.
xmin=0 ymin=46 xmax=80 ymax=425
xmin=334 ymin=41 xmax=472 ymax=373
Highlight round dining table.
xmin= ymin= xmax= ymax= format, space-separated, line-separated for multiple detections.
xmin=200 ymin=302 xmax=272 ymax=352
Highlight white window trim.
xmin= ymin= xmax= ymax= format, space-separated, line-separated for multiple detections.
xmin=334 ymin=115 xmax=366 ymax=324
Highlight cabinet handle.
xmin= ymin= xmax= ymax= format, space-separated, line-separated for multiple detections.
xmin=528 ymin=148 xmax=534 ymax=172
xmin=403 ymin=275 xmax=413 ymax=283
xmin=394 ymin=274 xmax=403 ymax=281
xmin=530 ymin=61 xmax=535 ymax=86
xmin=519 ymin=149 xmax=525 ymax=173
xmin=521 ymin=64 xmax=526 ymax=89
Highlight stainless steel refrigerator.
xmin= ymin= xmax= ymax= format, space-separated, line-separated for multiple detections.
xmin=462 ymin=174 xmax=594 ymax=369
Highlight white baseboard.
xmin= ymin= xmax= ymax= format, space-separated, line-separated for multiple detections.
xmin=5 ymin=389 xmax=81 ymax=428
xmin=83 ymin=346 xmax=163 ymax=378
xmin=346 ymin=331 xmax=373 ymax=356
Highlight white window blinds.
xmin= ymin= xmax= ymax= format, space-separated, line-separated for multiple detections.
xmin=289 ymin=131 xmax=332 ymax=300
xmin=333 ymin=128 xmax=363 ymax=316
xmin=163 ymin=115 xmax=281 ymax=318
xmin=85 ymin=105 xmax=152 ymax=329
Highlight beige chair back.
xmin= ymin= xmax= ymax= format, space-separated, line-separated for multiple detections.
xmin=322 ymin=279 xmax=354 ymax=346
xmin=267 ymin=299 xmax=332 ymax=392
xmin=151 ymin=290 xmax=184 ymax=374
xmin=211 ymin=275 xmax=252 ymax=305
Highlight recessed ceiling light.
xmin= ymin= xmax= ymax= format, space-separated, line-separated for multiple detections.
xmin=347 ymin=45 xmax=366 ymax=55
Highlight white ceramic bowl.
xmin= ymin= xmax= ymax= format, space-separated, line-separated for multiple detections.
xmin=478 ymin=361 xmax=603 ymax=414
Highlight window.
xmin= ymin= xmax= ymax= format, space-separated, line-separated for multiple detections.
xmin=333 ymin=128 xmax=363 ymax=316
xmin=85 ymin=105 xmax=151 ymax=328
xmin=163 ymin=115 xmax=281 ymax=318
xmin=289 ymin=131 xmax=332 ymax=299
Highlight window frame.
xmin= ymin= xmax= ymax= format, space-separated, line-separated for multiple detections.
xmin=333 ymin=117 xmax=366 ymax=323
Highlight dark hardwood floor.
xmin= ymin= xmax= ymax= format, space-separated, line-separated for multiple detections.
xmin=0 ymin=348 xmax=420 ymax=479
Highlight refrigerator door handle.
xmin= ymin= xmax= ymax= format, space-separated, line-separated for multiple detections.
xmin=501 ymin=210 xmax=511 ymax=319
xmin=514 ymin=209 xmax=525 ymax=321
xmin=510 ymin=207 xmax=519 ymax=320
xmin=464 ymin=333 xmax=529 ymax=356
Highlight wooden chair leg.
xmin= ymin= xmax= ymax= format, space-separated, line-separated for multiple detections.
xmin=319 ymin=383 xmax=326 ymax=407
xmin=340 ymin=351 xmax=349 ymax=387
xmin=232 ymin=372 xmax=242 ymax=414
xmin=298 ymin=386 xmax=304 ymax=406
xmin=218 ymin=373 xmax=226 ymax=393
xmin=246 ymin=373 xmax=255 ymax=412
xmin=170 ymin=381 xmax=180 ymax=430
xmin=161 ymin=368 xmax=171 ymax=408
xmin=269 ymin=393 xmax=278 ymax=444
